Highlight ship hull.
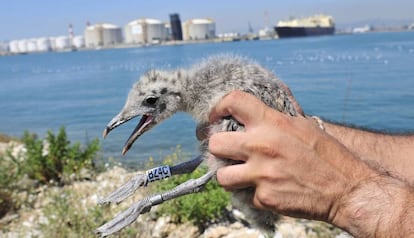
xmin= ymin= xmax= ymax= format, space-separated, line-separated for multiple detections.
xmin=275 ymin=26 xmax=335 ymax=38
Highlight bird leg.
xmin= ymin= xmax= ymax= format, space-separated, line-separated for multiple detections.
xmin=96 ymin=170 xmax=215 ymax=237
xmin=98 ymin=155 xmax=204 ymax=204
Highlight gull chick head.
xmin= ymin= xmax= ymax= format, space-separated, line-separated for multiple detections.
xmin=103 ymin=69 xmax=186 ymax=155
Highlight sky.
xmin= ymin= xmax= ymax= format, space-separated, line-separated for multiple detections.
xmin=1 ymin=0 xmax=414 ymax=41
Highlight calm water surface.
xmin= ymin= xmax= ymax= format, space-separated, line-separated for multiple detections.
xmin=0 ymin=31 xmax=413 ymax=167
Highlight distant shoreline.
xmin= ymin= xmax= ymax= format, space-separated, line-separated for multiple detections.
xmin=1 ymin=29 xmax=413 ymax=57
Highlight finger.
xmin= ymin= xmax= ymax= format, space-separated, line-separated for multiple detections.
xmin=209 ymin=132 xmax=248 ymax=161
xmin=209 ymin=91 xmax=266 ymax=127
xmin=216 ymin=164 xmax=254 ymax=189
xmin=252 ymin=189 xmax=267 ymax=210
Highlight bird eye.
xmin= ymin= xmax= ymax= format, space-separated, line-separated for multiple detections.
xmin=145 ymin=96 xmax=158 ymax=105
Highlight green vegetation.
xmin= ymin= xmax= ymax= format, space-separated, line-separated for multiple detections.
xmin=20 ymin=127 xmax=100 ymax=185
xmin=155 ymin=166 xmax=231 ymax=229
xmin=0 ymin=146 xmax=20 ymax=218
xmin=0 ymin=126 xmax=101 ymax=220
xmin=152 ymin=147 xmax=231 ymax=230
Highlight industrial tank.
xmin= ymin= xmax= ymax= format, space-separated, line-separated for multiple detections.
xmin=85 ymin=24 xmax=102 ymax=47
xmin=182 ymin=18 xmax=216 ymax=40
xmin=102 ymin=24 xmax=123 ymax=46
xmin=17 ymin=40 xmax=28 ymax=53
xmin=9 ymin=40 xmax=20 ymax=53
xmin=124 ymin=18 xmax=167 ymax=44
xmin=0 ymin=42 xmax=8 ymax=54
xmin=26 ymin=39 xmax=38 ymax=52
xmin=85 ymin=23 xmax=122 ymax=48
xmin=36 ymin=37 xmax=51 ymax=52
xmin=72 ymin=35 xmax=85 ymax=49
xmin=55 ymin=36 xmax=70 ymax=50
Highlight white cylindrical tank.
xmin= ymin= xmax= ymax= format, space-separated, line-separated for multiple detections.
xmin=182 ymin=18 xmax=216 ymax=41
xmin=9 ymin=40 xmax=20 ymax=53
xmin=125 ymin=18 xmax=167 ymax=44
xmin=72 ymin=35 xmax=85 ymax=48
xmin=17 ymin=40 xmax=28 ymax=53
xmin=36 ymin=37 xmax=51 ymax=52
xmin=85 ymin=23 xmax=122 ymax=48
xmin=0 ymin=41 xmax=9 ymax=53
xmin=49 ymin=37 xmax=57 ymax=51
xmin=102 ymin=24 xmax=123 ymax=46
xmin=55 ymin=36 xmax=70 ymax=50
xmin=27 ymin=39 xmax=38 ymax=52
xmin=85 ymin=24 xmax=102 ymax=48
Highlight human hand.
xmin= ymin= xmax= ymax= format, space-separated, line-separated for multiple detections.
xmin=207 ymin=91 xmax=376 ymax=222
xmin=196 ymin=81 xmax=304 ymax=140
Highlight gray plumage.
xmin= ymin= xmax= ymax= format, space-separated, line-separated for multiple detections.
xmin=96 ymin=55 xmax=301 ymax=236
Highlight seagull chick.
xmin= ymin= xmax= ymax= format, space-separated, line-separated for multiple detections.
xmin=96 ymin=55 xmax=302 ymax=236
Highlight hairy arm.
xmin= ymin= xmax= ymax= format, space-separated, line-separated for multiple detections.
xmin=323 ymin=121 xmax=414 ymax=184
xmin=333 ymin=174 xmax=414 ymax=237
xmin=209 ymin=91 xmax=414 ymax=237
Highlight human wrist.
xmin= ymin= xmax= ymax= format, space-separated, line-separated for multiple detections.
xmin=307 ymin=115 xmax=325 ymax=131
xmin=331 ymin=174 xmax=414 ymax=237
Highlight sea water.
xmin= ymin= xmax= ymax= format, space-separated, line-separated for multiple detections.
xmin=0 ymin=31 xmax=413 ymax=167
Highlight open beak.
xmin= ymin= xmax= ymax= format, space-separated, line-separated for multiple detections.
xmin=103 ymin=113 xmax=155 ymax=155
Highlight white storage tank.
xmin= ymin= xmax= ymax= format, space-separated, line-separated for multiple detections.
xmin=84 ymin=23 xmax=122 ymax=48
xmin=27 ymin=39 xmax=38 ymax=52
xmin=36 ymin=37 xmax=51 ymax=52
xmin=49 ymin=37 xmax=57 ymax=51
xmin=9 ymin=40 xmax=20 ymax=53
xmin=17 ymin=40 xmax=28 ymax=53
xmin=102 ymin=24 xmax=123 ymax=46
xmin=72 ymin=35 xmax=85 ymax=48
xmin=55 ymin=36 xmax=70 ymax=50
xmin=85 ymin=24 xmax=102 ymax=48
xmin=124 ymin=18 xmax=167 ymax=44
xmin=182 ymin=18 xmax=216 ymax=41
xmin=0 ymin=41 xmax=9 ymax=54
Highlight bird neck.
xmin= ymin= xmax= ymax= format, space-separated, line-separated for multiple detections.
xmin=178 ymin=71 xmax=195 ymax=113
xmin=178 ymin=71 xmax=217 ymax=123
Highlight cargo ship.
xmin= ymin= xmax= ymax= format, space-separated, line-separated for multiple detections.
xmin=275 ymin=15 xmax=335 ymax=38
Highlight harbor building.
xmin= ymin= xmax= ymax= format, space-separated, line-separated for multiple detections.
xmin=182 ymin=18 xmax=216 ymax=41
xmin=169 ymin=13 xmax=183 ymax=41
xmin=124 ymin=18 xmax=167 ymax=45
xmin=84 ymin=23 xmax=123 ymax=48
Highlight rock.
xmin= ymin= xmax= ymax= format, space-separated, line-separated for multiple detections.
xmin=276 ymin=222 xmax=308 ymax=237
xmin=0 ymin=213 xmax=19 ymax=225
xmin=152 ymin=216 xmax=173 ymax=238
xmin=166 ymin=222 xmax=198 ymax=238
xmin=202 ymin=222 xmax=262 ymax=238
